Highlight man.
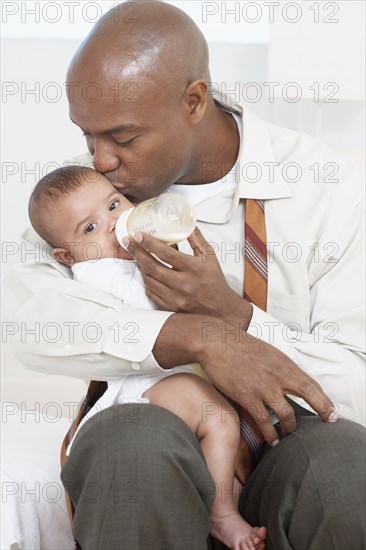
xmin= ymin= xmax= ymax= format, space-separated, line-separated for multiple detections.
xmin=8 ymin=1 xmax=365 ymax=549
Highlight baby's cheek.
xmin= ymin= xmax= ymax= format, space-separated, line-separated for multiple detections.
xmin=78 ymin=241 xmax=103 ymax=263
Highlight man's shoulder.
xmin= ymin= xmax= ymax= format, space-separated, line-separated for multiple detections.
xmin=215 ymin=89 xmax=334 ymax=161
xmin=218 ymin=92 xmax=365 ymax=208
xmin=269 ymin=125 xmax=364 ymax=208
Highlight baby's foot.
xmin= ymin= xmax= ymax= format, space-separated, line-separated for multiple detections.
xmin=243 ymin=526 xmax=267 ymax=550
xmin=210 ymin=512 xmax=266 ymax=550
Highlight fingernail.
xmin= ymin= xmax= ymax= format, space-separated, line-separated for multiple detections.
xmin=122 ymin=237 xmax=130 ymax=248
xmin=328 ymin=411 xmax=338 ymax=423
xmin=272 ymin=439 xmax=280 ymax=447
xmin=134 ymin=232 xmax=143 ymax=242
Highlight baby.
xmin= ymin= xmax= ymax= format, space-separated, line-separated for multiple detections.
xmin=28 ymin=165 xmax=266 ymax=550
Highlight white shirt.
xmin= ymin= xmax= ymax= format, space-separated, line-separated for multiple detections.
xmin=5 ymin=93 xmax=365 ymax=426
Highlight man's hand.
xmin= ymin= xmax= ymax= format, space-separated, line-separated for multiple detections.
xmin=200 ymin=324 xmax=338 ymax=442
xmin=124 ymin=229 xmax=338 ymax=445
xmin=153 ymin=313 xmax=337 ymax=446
xmin=123 ymin=228 xmax=253 ymax=328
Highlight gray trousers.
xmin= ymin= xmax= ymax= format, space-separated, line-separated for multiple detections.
xmin=61 ymin=401 xmax=366 ymax=550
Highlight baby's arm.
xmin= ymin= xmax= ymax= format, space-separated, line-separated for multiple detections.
xmin=72 ymin=258 xmax=154 ymax=308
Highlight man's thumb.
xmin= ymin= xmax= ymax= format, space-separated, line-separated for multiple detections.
xmin=187 ymin=227 xmax=216 ymax=258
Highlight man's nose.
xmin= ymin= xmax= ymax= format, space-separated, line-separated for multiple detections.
xmin=92 ymin=139 xmax=120 ymax=174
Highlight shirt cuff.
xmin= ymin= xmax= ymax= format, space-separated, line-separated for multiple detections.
xmin=102 ymin=308 xmax=174 ymax=371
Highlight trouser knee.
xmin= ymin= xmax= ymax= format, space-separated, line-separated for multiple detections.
xmin=62 ymin=403 xmax=214 ymax=504
xmin=241 ymin=417 xmax=366 ymax=550
xmin=61 ymin=404 xmax=215 ymax=550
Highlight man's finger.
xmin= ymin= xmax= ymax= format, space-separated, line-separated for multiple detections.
xmin=243 ymin=402 xmax=280 ymax=446
xmin=290 ymin=381 xmax=338 ymax=423
xmin=187 ymin=227 xmax=205 ymax=256
xmin=270 ymin=398 xmax=297 ymax=436
xmin=131 ymin=232 xmax=192 ymax=271
xmin=143 ymin=285 xmax=171 ymax=311
xmin=187 ymin=227 xmax=217 ymax=259
xmin=142 ymin=273 xmax=175 ymax=310
xmin=123 ymin=237 xmax=174 ymax=285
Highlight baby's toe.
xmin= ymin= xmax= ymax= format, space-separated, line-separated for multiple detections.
xmin=254 ymin=526 xmax=267 ymax=540
xmin=242 ymin=535 xmax=255 ymax=550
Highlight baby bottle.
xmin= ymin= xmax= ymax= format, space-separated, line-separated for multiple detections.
xmin=115 ymin=192 xmax=196 ymax=247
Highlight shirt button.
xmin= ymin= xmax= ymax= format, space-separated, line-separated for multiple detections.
xmin=131 ymin=362 xmax=141 ymax=371
xmin=65 ymin=344 xmax=71 ymax=351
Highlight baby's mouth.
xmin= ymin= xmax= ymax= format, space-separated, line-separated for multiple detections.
xmin=116 ymin=242 xmax=134 ymax=261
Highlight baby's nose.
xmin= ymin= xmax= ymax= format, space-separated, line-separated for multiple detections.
xmin=113 ymin=209 xmax=123 ymax=231
xmin=109 ymin=216 xmax=118 ymax=232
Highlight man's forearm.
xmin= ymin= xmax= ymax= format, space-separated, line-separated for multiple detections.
xmin=152 ymin=313 xmax=213 ymax=368
xmin=216 ymin=294 xmax=254 ymax=331
xmin=153 ymin=301 xmax=254 ymax=370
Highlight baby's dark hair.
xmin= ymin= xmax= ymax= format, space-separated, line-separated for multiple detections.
xmin=28 ymin=165 xmax=97 ymax=246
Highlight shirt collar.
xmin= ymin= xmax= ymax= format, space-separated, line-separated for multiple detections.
xmin=214 ymin=93 xmax=294 ymax=200
xmin=172 ymin=94 xmax=293 ymax=223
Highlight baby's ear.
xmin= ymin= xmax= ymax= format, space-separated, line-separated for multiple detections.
xmin=52 ymin=248 xmax=75 ymax=266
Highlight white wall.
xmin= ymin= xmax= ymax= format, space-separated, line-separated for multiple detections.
xmin=1 ymin=1 xmax=365 ymax=413
xmin=2 ymin=0 xmax=271 ymax=42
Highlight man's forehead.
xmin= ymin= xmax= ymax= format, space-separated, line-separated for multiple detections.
xmin=67 ymin=80 xmax=146 ymax=109
xmin=67 ymin=78 xmax=155 ymax=131
xmin=69 ymin=101 xmax=147 ymax=134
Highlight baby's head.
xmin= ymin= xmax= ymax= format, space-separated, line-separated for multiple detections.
xmin=29 ymin=166 xmax=133 ymax=266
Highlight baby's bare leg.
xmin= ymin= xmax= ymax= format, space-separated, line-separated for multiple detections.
xmin=143 ymin=373 xmax=266 ymax=550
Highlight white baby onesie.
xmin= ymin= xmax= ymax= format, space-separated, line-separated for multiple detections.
xmin=66 ymin=258 xmax=193 ymax=456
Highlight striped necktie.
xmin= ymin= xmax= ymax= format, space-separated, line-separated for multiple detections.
xmin=235 ymin=198 xmax=268 ymax=485
xmin=236 ymin=199 xmax=268 ymax=483
xmin=244 ymin=198 xmax=267 ymax=310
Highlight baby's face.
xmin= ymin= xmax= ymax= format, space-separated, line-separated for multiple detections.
xmin=51 ymin=172 xmax=133 ymax=264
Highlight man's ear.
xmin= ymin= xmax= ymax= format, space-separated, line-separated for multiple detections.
xmin=183 ymin=80 xmax=208 ymax=125
xmin=52 ymin=248 xmax=75 ymax=266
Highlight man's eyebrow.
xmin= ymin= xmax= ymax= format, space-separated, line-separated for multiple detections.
xmin=107 ymin=123 xmax=140 ymax=134
xmin=69 ymin=117 xmax=139 ymax=134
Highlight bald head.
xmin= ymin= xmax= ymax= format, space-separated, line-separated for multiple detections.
xmin=64 ymin=1 xmax=237 ymax=196
xmin=67 ymin=1 xmax=210 ymax=94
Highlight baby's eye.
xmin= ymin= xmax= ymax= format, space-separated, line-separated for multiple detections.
xmin=109 ymin=200 xmax=119 ymax=211
xmin=85 ymin=223 xmax=97 ymax=234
